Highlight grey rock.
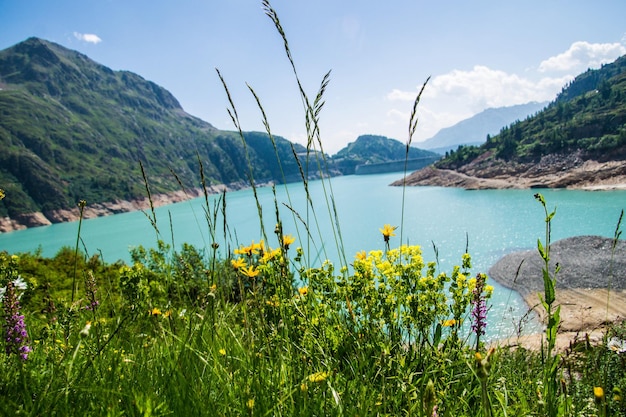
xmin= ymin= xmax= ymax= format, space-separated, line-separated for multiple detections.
xmin=489 ymin=235 xmax=626 ymax=298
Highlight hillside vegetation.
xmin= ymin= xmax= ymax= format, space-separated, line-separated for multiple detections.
xmin=0 ymin=38 xmax=307 ymax=221
xmin=331 ymin=134 xmax=439 ymax=174
xmin=397 ymin=54 xmax=626 ymax=189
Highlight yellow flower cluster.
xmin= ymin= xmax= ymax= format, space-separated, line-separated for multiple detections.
xmin=230 ymin=236 xmax=295 ymax=279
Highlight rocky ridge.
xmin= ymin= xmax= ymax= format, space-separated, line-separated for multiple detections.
xmin=393 ymin=151 xmax=626 ymax=190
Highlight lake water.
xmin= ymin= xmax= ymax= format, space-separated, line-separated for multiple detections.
xmin=1 ymin=172 xmax=625 ymax=340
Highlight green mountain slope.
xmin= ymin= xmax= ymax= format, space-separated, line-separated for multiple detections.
xmin=0 ymin=38 xmax=307 ymax=222
xmin=331 ymin=134 xmax=440 ymax=174
xmin=436 ymin=54 xmax=626 ymax=170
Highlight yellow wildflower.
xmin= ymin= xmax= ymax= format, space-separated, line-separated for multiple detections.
xmin=298 ymin=286 xmax=309 ymax=296
xmin=308 ymin=371 xmax=329 ymax=383
xmin=266 ymin=299 xmax=280 ymax=307
xmin=241 ymin=265 xmax=260 ymax=278
xmin=379 ymin=224 xmax=398 ymax=242
xmin=0 ymin=189 xmax=5 ymax=200
xmin=442 ymin=319 xmax=457 ymax=327
xmin=246 ymin=398 xmax=255 ymax=409
xmin=282 ymin=234 xmax=296 ymax=250
xmin=219 ymin=348 xmax=226 ymax=356
xmin=485 ymin=285 xmax=494 ymax=297
xmin=261 ymin=248 xmax=281 ymax=264
xmin=234 ymin=241 xmax=261 ymax=257
xmin=355 ymin=250 xmax=367 ymax=261
xmin=231 ymin=257 xmax=246 ymax=270
xmin=210 ymin=283 xmax=217 ymax=292
xmin=594 ymin=386 xmax=605 ymax=401
xmin=150 ymin=307 xmax=161 ymax=316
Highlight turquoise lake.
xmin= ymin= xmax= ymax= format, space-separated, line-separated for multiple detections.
xmin=1 ymin=172 xmax=625 ymax=340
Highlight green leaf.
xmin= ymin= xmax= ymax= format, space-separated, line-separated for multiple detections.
xmin=432 ymin=323 xmax=442 ymax=347
xmin=537 ymin=239 xmax=547 ymax=260
xmin=542 ymin=268 xmax=555 ymax=305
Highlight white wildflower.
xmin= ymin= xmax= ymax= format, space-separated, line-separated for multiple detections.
xmin=0 ymin=276 xmax=27 ymax=301
xmin=607 ymin=337 xmax=626 ymax=354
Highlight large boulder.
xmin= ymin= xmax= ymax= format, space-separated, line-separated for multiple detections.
xmin=489 ymin=235 xmax=626 ymax=298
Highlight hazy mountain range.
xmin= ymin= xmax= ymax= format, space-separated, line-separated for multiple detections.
xmin=418 ymin=101 xmax=549 ymax=154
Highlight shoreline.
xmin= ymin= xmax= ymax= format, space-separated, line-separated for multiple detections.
xmin=494 ymin=288 xmax=626 ymax=351
xmin=0 ymin=183 xmax=240 ymax=233
xmin=489 ymin=236 xmax=626 ymax=350
xmin=392 ymin=158 xmax=626 ymax=190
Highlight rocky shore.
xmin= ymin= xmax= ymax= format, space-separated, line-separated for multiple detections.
xmin=392 ymin=153 xmax=626 ymax=190
xmin=0 ymin=183 xmax=238 ymax=233
xmin=489 ymin=235 xmax=626 ymax=350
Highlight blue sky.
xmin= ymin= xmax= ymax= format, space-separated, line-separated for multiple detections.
xmin=2 ymin=0 xmax=626 ymax=153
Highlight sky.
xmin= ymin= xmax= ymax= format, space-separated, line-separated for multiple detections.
xmin=2 ymin=0 xmax=626 ymax=154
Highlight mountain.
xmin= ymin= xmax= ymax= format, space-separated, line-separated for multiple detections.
xmin=396 ymin=54 xmax=626 ymax=189
xmin=330 ymin=134 xmax=440 ymax=175
xmin=0 ymin=37 xmax=310 ymax=229
xmin=417 ymin=101 xmax=548 ymax=154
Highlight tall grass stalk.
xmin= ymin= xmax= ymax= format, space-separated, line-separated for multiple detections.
xmin=71 ymin=199 xmax=87 ymax=304
xmin=399 ymin=77 xmax=430 ymax=248
xmin=606 ymin=209 xmax=623 ymax=321
xmin=534 ymin=192 xmax=562 ymax=417
xmin=262 ymin=0 xmax=347 ymax=270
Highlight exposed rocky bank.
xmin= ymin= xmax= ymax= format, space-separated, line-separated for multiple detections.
xmin=489 ymin=236 xmax=626 ymax=349
xmin=0 ymin=184 xmax=239 ymax=233
xmin=392 ymin=152 xmax=626 ymax=190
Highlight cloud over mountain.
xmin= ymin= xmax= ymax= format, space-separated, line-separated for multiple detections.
xmin=386 ymin=41 xmax=626 ymax=141
xmin=538 ymin=41 xmax=626 ymax=73
xmin=73 ymin=32 xmax=102 ymax=44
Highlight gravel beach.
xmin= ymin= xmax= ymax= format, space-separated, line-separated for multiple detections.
xmin=489 ymin=235 xmax=626 ymax=350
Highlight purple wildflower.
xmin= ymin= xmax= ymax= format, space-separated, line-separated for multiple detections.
xmin=3 ymin=280 xmax=32 ymax=360
xmin=82 ymin=271 xmax=100 ymax=311
xmin=471 ymin=273 xmax=488 ymax=349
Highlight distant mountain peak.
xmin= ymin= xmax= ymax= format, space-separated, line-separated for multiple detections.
xmin=418 ymin=101 xmax=548 ymax=153
xmin=0 ymin=37 xmax=183 ymax=111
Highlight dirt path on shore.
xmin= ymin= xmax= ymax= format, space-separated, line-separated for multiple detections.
xmin=495 ymin=287 xmax=626 ymax=352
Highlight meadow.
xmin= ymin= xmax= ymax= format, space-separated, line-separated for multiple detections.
xmin=2 ymin=2 xmax=626 ymax=415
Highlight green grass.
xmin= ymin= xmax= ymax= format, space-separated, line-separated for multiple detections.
xmin=2 ymin=2 xmax=626 ymax=416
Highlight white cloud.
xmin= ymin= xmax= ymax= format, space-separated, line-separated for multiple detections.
xmin=386 ymin=89 xmax=416 ymax=101
xmin=538 ymin=41 xmax=626 ymax=73
xmin=73 ymin=32 xmax=102 ymax=44
xmin=388 ymin=65 xmax=567 ymax=109
xmin=384 ymin=40 xmax=625 ymax=141
xmin=385 ymin=66 xmax=570 ymax=141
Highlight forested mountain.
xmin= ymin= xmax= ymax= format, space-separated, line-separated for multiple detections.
xmin=399 ymin=54 xmax=626 ymax=189
xmin=439 ymin=55 xmax=626 ymax=168
xmin=331 ymin=135 xmax=439 ymax=174
xmin=417 ymin=101 xmax=548 ymax=154
xmin=0 ymin=38 xmax=308 ymax=223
